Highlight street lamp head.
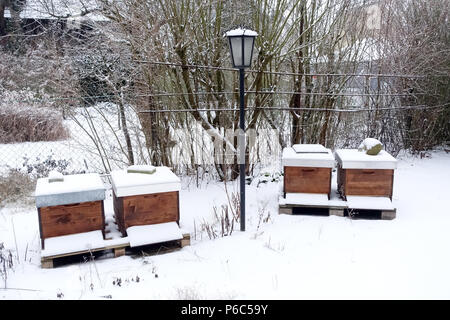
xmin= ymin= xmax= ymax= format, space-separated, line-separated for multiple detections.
xmin=224 ymin=28 xmax=257 ymax=69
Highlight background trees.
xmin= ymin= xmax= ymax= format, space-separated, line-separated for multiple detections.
xmin=1 ymin=0 xmax=448 ymax=177
xmin=380 ymin=0 xmax=450 ymax=152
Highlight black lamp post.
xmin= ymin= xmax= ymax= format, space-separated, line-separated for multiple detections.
xmin=225 ymin=28 xmax=257 ymax=232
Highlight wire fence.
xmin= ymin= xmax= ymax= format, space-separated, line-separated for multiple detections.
xmin=2 ymin=102 xmax=441 ymax=179
xmin=1 ymin=65 xmax=444 ymax=179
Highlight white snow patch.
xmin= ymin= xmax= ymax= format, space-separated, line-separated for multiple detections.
xmin=1 ymin=150 xmax=450 ymax=299
xmin=127 ymin=222 xmax=183 ymax=248
xmin=346 ymin=196 xmax=395 ymax=210
xmin=285 ymin=193 xmax=330 ymax=206
xmin=41 ymin=230 xmax=105 ymax=258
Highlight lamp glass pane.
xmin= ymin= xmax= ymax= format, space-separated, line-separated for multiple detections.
xmin=243 ymin=37 xmax=255 ymax=67
xmin=230 ymin=37 xmax=243 ymax=67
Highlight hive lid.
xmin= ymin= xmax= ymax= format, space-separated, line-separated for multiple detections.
xmin=35 ymin=173 xmax=106 ymax=208
xmin=111 ymin=166 xmax=181 ymax=197
xmin=335 ymin=149 xmax=397 ymax=169
xmin=282 ymin=146 xmax=335 ymax=168
xmin=127 ymin=165 xmax=156 ymax=174
xmin=346 ymin=196 xmax=395 ymax=211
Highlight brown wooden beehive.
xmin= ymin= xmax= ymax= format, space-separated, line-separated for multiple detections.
xmin=282 ymin=144 xmax=335 ymax=199
xmin=110 ymin=166 xmax=181 ymax=237
xmin=35 ymin=173 xmax=106 ymax=249
xmin=335 ymin=149 xmax=397 ymax=200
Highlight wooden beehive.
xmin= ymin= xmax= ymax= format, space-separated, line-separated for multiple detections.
xmin=335 ymin=149 xmax=397 ymax=200
xmin=282 ymin=144 xmax=335 ymax=198
xmin=110 ymin=166 xmax=181 ymax=237
xmin=35 ymin=173 xmax=106 ymax=249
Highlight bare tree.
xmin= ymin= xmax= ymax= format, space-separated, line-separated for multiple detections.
xmin=5 ymin=0 xmax=446 ymax=178
xmin=380 ymin=0 xmax=450 ymax=152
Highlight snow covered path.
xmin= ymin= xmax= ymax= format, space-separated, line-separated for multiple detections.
xmin=1 ymin=151 xmax=449 ymax=299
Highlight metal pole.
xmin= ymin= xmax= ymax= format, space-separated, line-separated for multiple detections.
xmin=239 ymin=67 xmax=246 ymax=232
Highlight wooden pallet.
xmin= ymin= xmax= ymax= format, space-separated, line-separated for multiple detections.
xmin=381 ymin=210 xmax=396 ymax=220
xmin=346 ymin=208 xmax=396 ymax=220
xmin=279 ymin=203 xmax=345 ymax=217
xmin=279 ymin=203 xmax=396 ymax=220
xmin=41 ymin=232 xmax=191 ymax=269
xmin=279 ymin=191 xmax=397 ymax=220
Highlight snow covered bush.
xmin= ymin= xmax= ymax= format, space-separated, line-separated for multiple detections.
xmin=0 ymin=90 xmax=69 ymax=143
xmin=0 ymin=242 xmax=15 ymax=288
xmin=21 ymin=155 xmax=74 ymax=178
xmin=0 ymin=169 xmax=35 ymax=206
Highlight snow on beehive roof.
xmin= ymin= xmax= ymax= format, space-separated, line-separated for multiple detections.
xmin=110 ymin=166 xmax=181 ymax=197
xmin=35 ymin=172 xmax=105 ymax=196
xmin=335 ymin=149 xmax=397 ymax=169
xmin=41 ymin=230 xmax=106 ymax=258
xmin=359 ymin=138 xmax=382 ymax=150
xmin=282 ymin=146 xmax=335 ymax=168
xmin=35 ymin=173 xmax=106 ymax=207
xmin=292 ymin=144 xmax=329 ymax=153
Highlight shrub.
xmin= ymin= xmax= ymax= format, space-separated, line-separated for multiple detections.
xmin=0 ymin=169 xmax=35 ymax=206
xmin=0 ymin=90 xmax=70 ymax=143
xmin=21 ymin=154 xmax=85 ymax=179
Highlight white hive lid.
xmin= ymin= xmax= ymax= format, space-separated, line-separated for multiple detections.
xmin=35 ymin=173 xmax=106 ymax=207
xmin=110 ymin=166 xmax=181 ymax=197
xmin=335 ymin=149 xmax=397 ymax=169
xmin=282 ymin=145 xmax=335 ymax=168
xmin=292 ymin=144 xmax=329 ymax=153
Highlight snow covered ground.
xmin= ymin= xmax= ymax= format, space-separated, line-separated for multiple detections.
xmin=0 ymin=149 xmax=449 ymax=300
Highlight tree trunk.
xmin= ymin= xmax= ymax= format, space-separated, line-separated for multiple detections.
xmin=119 ymin=90 xmax=134 ymax=165
xmin=0 ymin=0 xmax=6 ymax=37
xmin=290 ymin=2 xmax=306 ymax=145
